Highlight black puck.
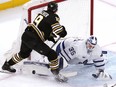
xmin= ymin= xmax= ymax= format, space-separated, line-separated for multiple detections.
xmin=32 ymin=70 xmax=36 ymax=74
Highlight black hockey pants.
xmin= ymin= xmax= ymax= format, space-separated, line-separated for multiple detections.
xmin=19 ymin=27 xmax=57 ymax=62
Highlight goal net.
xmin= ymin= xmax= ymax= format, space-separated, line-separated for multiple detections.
xmin=4 ymin=0 xmax=94 ymax=61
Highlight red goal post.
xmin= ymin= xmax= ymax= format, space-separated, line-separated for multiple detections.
xmin=90 ymin=0 xmax=94 ymax=35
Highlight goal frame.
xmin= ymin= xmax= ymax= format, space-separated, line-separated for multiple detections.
xmin=27 ymin=0 xmax=94 ymax=35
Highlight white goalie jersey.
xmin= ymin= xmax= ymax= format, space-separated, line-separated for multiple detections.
xmin=56 ymin=37 xmax=106 ymax=70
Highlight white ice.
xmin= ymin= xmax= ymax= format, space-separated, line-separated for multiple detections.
xmin=0 ymin=0 xmax=116 ymax=87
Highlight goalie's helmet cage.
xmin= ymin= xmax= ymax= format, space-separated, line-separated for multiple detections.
xmin=47 ymin=1 xmax=58 ymax=13
xmin=87 ymin=36 xmax=97 ymax=45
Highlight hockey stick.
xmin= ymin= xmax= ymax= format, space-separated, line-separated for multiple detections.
xmin=32 ymin=70 xmax=49 ymax=76
xmin=23 ymin=61 xmax=49 ymax=68
xmin=50 ymin=37 xmax=61 ymax=48
xmin=24 ymin=18 xmax=28 ymax=24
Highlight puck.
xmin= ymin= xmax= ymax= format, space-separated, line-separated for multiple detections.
xmin=32 ymin=70 xmax=36 ymax=74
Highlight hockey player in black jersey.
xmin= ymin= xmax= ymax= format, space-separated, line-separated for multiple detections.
xmin=2 ymin=1 xmax=67 ymax=82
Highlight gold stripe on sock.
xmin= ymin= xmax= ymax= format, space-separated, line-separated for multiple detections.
xmin=12 ymin=53 xmax=23 ymax=63
xmin=49 ymin=58 xmax=59 ymax=70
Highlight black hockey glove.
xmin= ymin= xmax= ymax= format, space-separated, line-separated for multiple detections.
xmin=48 ymin=36 xmax=56 ymax=43
xmin=48 ymin=32 xmax=57 ymax=43
xmin=58 ymin=26 xmax=67 ymax=37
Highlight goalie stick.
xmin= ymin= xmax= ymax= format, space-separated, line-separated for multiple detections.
xmin=50 ymin=36 xmax=61 ymax=48
xmin=0 ymin=70 xmax=14 ymax=74
xmin=31 ymin=69 xmax=68 ymax=83
xmin=23 ymin=61 xmax=77 ymax=78
xmin=23 ymin=61 xmax=49 ymax=68
xmin=24 ymin=18 xmax=28 ymax=24
xmin=23 ymin=50 xmax=108 ymax=69
xmin=32 ymin=70 xmax=49 ymax=76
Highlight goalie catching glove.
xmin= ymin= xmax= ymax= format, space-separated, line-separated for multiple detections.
xmin=92 ymin=69 xmax=112 ymax=80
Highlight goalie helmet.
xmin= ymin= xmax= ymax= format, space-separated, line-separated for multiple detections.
xmin=87 ymin=36 xmax=97 ymax=45
xmin=86 ymin=36 xmax=97 ymax=50
xmin=47 ymin=1 xmax=58 ymax=13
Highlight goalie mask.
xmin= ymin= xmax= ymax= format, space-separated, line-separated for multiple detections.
xmin=86 ymin=36 xmax=97 ymax=50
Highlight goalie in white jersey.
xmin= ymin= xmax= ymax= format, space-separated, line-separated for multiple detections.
xmin=56 ymin=36 xmax=112 ymax=79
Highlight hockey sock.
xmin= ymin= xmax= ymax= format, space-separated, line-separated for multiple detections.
xmin=8 ymin=53 xmax=23 ymax=66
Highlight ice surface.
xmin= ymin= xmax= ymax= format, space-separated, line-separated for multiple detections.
xmin=0 ymin=0 xmax=116 ymax=87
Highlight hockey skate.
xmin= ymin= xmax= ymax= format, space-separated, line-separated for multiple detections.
xmin=51 ymin=69 xmax=68 ymax=82
xmin=2 ymin=61 xmax=16 ymax=73
xmin=54 ymin=73 xmax=68 ymax=82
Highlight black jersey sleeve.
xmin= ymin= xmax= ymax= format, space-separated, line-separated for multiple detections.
xmin=48 ymin=14 xmax=67 ymax=37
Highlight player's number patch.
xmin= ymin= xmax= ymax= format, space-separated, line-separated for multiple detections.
xmin=34 ymin=15 xmax=43 ymax=26
xmin=68 ymin=47 xmax=76 ymax=56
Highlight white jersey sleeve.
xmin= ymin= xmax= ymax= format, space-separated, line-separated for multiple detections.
xmin=56 ymin=37 xmax=80 ymax=63
xmin=73 ymin=41 xmax=90 ymax=63
xmin=90 ymin=45 xmax=102 ymax=59
xmin=91 ymin=45 xmax=105 ymax=70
